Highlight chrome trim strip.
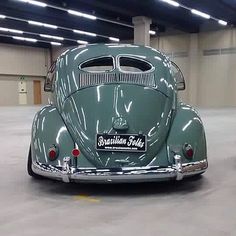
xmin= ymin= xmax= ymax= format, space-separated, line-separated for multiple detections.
xmin=32 ymin=157 xmax=208 ymax=183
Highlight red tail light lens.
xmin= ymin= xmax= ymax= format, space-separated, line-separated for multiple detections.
xmin=183 ymin=144 xmax=194 ymax=159
xmin=186 ymin=148 xmax=194 ymax=158
xmin=48 ymin=146 xmax=58 ymax=161
xmin=72 ymin=148 xmax=80 ymax=157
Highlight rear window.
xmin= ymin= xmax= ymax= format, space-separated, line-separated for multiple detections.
xmin=79 ymin=56 xmax=114 ymax=73
xmin=119 ymin=56 xmax=153 ymax=73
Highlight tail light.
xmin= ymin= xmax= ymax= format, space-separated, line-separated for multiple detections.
xmin=72 ymin=148 xmax=80 ymax=157
xmin=48 ymin=146 xmax=58 ymax=161
xmin=183 ymin=143 xmax=194 ymax=159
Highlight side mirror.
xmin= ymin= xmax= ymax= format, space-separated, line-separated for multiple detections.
xmin=44 ymin=61 xmax=56 ymax=92
xmin=171 ymin=61 xmax=186 ymax=91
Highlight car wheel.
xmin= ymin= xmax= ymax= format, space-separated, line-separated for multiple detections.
xmin=27 ymin=146 xmax=44 ymax=179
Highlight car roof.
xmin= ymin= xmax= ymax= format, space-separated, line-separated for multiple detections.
xmin=58 ymin=43 xmax=167 ymax=63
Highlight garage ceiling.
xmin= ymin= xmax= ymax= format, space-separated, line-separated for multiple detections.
xmin=0 ymin=0 xmax=235 ymax=48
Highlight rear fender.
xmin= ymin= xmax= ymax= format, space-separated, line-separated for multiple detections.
xmin=31 ymin=105 xmax=94 ymax=168
xmin=167 ymin=103 xmax=207 ymax=164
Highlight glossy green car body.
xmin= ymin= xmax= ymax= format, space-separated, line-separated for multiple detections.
xmin=29 ymin=44 xmax=207 ymax=183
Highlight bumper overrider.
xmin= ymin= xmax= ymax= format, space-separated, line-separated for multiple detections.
xmin=32 ymin=155 xmax=208 ymax=183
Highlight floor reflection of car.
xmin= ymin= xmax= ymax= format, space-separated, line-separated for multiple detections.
xmin=27 ymin=44 xmax=208 ymax=183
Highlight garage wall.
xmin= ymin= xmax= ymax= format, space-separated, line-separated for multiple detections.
xmin=0 ymin=75 xmax=48 ymax=106
xmin=0 ymin=43 xmax=51 ymax=106
xmin=151 ymin=28 xmax=236 ymax=108
xmin=0 ymin=76 xmax=19 ymax=106
xmin=198 ymin=30 xmax=236 ymax=107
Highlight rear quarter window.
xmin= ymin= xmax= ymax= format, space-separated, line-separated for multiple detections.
xmin=79 ymin=56 xmax=114 ymax=73
xmin=119 ymin=56 xmax=154 ymax=73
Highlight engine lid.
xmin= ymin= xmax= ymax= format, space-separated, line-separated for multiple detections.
xmin=62 ymin=84 xmax=173 ymax=168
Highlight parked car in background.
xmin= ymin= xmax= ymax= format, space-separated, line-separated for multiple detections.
xmin=27 ymin=44 xmax=208 ymax=183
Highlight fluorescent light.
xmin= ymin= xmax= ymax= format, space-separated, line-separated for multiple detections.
xmin=12 ymin=36 xmax=25 ymax=40
xmin=28 ymin=0 xmax=47 ymax=7
xmin=77 ymin=40 xmax=88 ymax=44
xmin=28 ymin=21 xmax=57 ymax=29
xmin=0 ymin=27 xmax=8 ymax=32
xmin=191 ymin=9 xmax=210 ymax=19
xmin=28 ymin=20 xmax=43 ymax=26
xmin=25 ymin=38 xmax=37 ymax=42
xmin=53 ymin=36 xmax=64 ymax=40
xmin=0 ymin=27 xmax=23 ymax=34
xmin=0 ymin=15 xmax=6 ymax=19
xmin=9 ymin=29 xmax=23 ymax=34
xmin=43 ymin=23 xmax=57 ymax=29
xmin=109 ymin=37 xmax=120 ymax=42
xmin=18 ymin=0 xmax=47 ymax=7
xmin=40 ymin=34 xmax=52 ymax=38
xmin=68 ymin=9 xmax=96 ymax=20
xmin=40 ymin=34 xmax=64 ymax=40
xmin=73 ymin=29 xmax=96 ymax=37
xmin=149 ymin=30 xmax=156 ymax=35
xmin=51 ymin=42 xmax=62 ymax=46
xmin=161 ymin=0 xmax=180 ymax=7
xmin=12 ymin=36 xmax=37 ymax=42
xmin=218 ymin=20 xmax=227 ymax=26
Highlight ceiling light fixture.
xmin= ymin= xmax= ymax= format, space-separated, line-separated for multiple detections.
xmin=191 ymin=9 xmax=210 ymax=19
xmin=160 ymin=1 xmax=228 ymax=27
xmin=149 ymin=30 xmax=156 ymax=35
xmin=77 ymin=40 xmax=88 ymax=44
xmin=28 ymin=20 xmax=43 ymax=26
xmin=40 ymin=34 xmax=64 ymax=40
xmin=43 ymin=23 xmax=57 ymax=29
xmin=0 ymin=27 xmax=7 ymax=32
xmin=17 ymin=0 xmax=47 ymax=7
xmin=109 ymin=37 xmax=120 ymax=42
xmin=51 ymin=41 xmax=62 ymax=46
xmin=12 ymin=36 xmax=37 ymax=42
xmin=0 ymin=27 xmax=23 ymax=34
xmin=16 ymin=0 xmax=133 ymax=28
xmin=73 ymin=29 xmax=97 ymax=37
xmin=0 ymin=24 xmax=90 ymax=45
xmin=218 ymin=20 xmax=227 ymax=26
xmin=0 ymin=33 xmax=81 ymax=45
xmin=68 ymin=9 xmax=97 ymax=20
xmin=161 ymin=0 xmax=180 ymax=7
xmin=9 ymin=29 xmax=24 ymax=34
xmin=28 ymin=20 xmax=57 ymax=29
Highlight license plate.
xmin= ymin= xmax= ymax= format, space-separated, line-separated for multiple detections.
xmin=96 ymin=134 xmax=147 ymax=152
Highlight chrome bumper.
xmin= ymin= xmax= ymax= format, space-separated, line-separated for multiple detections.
xmin=32 ymin=155 xmax=208 ymax=183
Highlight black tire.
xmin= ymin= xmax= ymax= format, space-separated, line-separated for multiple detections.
xmin=27 ymin=146 xmax=44 ymax=179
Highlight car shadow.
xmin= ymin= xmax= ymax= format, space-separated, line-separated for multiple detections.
xmin=29 ymin=175 xmax=208 ymax=198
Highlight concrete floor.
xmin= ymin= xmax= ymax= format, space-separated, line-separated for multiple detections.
xmin=0 ymin=106 xmax=236 ymax=236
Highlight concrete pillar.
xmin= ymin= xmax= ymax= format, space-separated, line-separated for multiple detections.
xmin=132 ymin=16 xmax=151 ymax=46
xmin=188 ymin=33 xmax=200 ymax=106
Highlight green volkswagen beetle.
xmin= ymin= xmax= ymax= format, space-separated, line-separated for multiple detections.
xmin=27 ymin=44 xmax=208 ymax=183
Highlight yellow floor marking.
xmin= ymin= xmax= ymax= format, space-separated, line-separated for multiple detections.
xmin=73 ymin=194 xmax=100 ymax=203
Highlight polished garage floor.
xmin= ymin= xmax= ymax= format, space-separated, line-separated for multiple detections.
xmin=0 ymin=106 xmax=236 ymax=236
